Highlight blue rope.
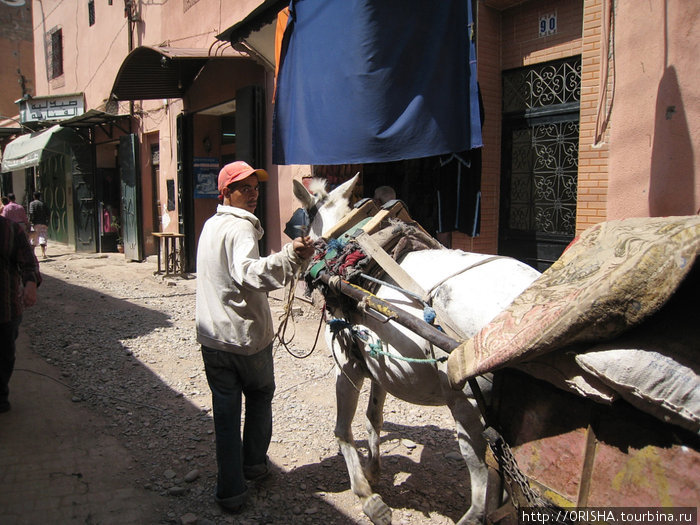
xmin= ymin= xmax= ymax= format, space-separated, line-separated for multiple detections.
xmin=328 ymin=318 xmax=353 ymax=334
xmin=327 ymin=238 xmax=346 ymax=251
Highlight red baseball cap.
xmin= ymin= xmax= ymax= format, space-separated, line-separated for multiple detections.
xmin=217 ymin=161 xmax=269 ymax=194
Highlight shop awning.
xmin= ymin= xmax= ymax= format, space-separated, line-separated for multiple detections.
xmin=110 ymin=46 xmax=247 ymax=101
xmin=0 ymin=126 xmax=22 ymax=138
xmin=1 ymin=125 xmax=77 ymax=172
xmin=60 ymin=109 xmax=129 ymax=129
xmin=219 ymin=0 xmax=482 ymax=166
xmin=216 ymin=0 xmax=287 ymax=43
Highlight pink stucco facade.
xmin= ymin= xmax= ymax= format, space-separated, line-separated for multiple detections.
xmin=608 ymin=0 xmax=699 ymax=218
xmin=29 ymin=0 xmax=298 ymax=258
xmin=6 ymin=0 xmax=697 ymax=263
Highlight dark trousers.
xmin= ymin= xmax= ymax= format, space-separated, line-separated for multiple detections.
xmin=0 ymin=317 xmax=21 ymax=403
xmin=201 ymin=343 xmax=275 ymax=499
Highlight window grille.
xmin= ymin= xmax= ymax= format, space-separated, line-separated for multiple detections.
xmin=49 ymin=29 xmax=63 ymax=79
xmin=151 ymin=145 xmax=160 ymax=166
xmin=503 ymin=56 xmax=581 ymax=115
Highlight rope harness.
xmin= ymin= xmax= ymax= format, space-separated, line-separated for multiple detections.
xmin=274 ymin=263 xmax=325 ymax=359
xmin=327 ymin=318 xmax=448 ymax=365
xmin=279 ymin=205 xmax=575 ymax=523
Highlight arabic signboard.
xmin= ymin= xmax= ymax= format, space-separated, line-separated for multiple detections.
xmin=19 ymin=94 xmax=85 ymax=124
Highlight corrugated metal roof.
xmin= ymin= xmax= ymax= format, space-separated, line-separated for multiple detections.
xmin=110 ymin=46 xmax=246 ymax=101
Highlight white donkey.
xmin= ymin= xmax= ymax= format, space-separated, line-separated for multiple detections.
xmin=292 ymin=176 xmax=540 ymax=525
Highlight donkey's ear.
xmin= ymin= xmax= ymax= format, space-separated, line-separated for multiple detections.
xmin=293 ymin=179 xmax=315 ymax=209
xmin=331 ymin=173 xmax=359 ymax=201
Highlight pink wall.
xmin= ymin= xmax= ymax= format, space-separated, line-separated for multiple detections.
xmin=0 ymin=3 xmax=34 ymax=119
xmin=32 ymin=0 xmax=265 ymax=106
xmin=608 ymin=0 xmax=699 ymax=218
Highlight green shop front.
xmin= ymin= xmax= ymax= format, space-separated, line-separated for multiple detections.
xmin=1 ymin=124 xmax=96 ymax=252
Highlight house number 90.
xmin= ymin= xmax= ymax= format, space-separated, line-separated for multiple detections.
xmin=539 ymin=13 xmax=557 ymax=37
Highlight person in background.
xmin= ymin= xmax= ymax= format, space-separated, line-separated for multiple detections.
xmin=0 ymin=215 xmax=41 ymax=413
xmin=373 ymin=185 xmax=396 ymax=206
xmin=29 ymin=192 xmax=50 ymax=259
xmin=0 ymin=196 xmax=8 ymax=215
xmin=1 ymin=194 xmax=30 ymax=234
xmin=196 ymin=161 xmax=314 ymax=513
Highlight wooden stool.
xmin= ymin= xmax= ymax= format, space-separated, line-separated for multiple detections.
xmin=152 ymin=232 xmax=185 ymax=275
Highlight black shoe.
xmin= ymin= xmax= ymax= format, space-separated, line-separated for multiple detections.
xmin=215 ymin=487 xmax=248 ymax=513
xmin=244 ymin=462 xmax=270 ymax=482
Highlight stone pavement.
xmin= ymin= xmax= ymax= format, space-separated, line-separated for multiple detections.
xmin=0 ymin=329 xmax=168 ymax=524
xmin=0 ymin=242 xmax=298 ymax=525
xmin=0 ymin=244 xmax=182 ymax=525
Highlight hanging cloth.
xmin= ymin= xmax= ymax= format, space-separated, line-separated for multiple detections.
xmin=273 ymin=0 xmax=482 ymax=165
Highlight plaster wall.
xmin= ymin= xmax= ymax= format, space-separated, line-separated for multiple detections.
xmin=159 ymin=0 xmax=262 ymax=49
xmin=608 ymin=0 xmax=699 ymax=218
xmin=31 ymin=0 xmax=262 ymax=108
xmin=30 ymin=0 xmax=277 ymax=258
xmin=0 ymin=3 xmax=34 ymax=119
xmin=32 ymin=1 xmax=125 ymax=108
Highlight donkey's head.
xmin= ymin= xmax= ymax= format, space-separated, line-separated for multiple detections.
xmin=291 ymin=174 xmax=358 ymax=239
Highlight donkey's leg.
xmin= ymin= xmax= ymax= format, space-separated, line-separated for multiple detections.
xmin=447 ymin=394 xmax=488 ymax=525
xmin=364 ymin=380 xmax=387 ymax=483
xmin=335 ymin=367 xmax=391 ymax=525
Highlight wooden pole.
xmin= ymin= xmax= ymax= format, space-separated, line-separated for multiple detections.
xmin=317 ymin=272 xmax=491 ymax=420
xmin=317 ymin=272 xmax=460 ymax=352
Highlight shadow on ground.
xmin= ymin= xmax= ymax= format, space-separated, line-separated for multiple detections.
xmin=11 ymin=272 xmax=368 ymax=524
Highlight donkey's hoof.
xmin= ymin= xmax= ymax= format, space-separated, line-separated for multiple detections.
xmin=363 ymin=493 xmax=392 ymax=525
xmin=455 ymin=508 xmax=484 ymax=525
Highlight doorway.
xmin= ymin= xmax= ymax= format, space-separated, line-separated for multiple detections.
xmin=499 ymin=56 xmax=581 ymax=271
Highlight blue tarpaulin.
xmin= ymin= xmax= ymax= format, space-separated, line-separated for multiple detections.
xmin=272 ymin=0 xmax=482 ymax=166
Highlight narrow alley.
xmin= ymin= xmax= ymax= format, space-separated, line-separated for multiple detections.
xmin=0 ymin=243 xmax=472 ymax=525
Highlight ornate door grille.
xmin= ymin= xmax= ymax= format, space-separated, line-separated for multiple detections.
xmin=503 ymin=58 xmax=581 ymax=114
xmin=509 ymin=120 xmax=579 ymax=236
xmin=500 ymin=56 xmax=581 ymax=270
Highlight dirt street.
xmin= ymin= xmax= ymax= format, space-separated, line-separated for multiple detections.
xmin=18 ymin=244 xmax=473 ymax=524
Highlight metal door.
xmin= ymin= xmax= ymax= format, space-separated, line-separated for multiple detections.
xmin=499 ymin=57 xmax=581 ymax=271
xmin=119 ymin=134 xmax=143 ymax=261
xmin=39 ymin=154 xmax=69 ymax=243
xmin=176 ymin=113 xmax=194 ymax=272
xmin=236 ymin=85 xmax=266 ymax=253
xmin=73 ymin=169 xmax=97 ymax=253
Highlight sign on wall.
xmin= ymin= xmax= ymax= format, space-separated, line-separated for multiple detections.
xmin=539 ymin=13 xmax=557 ymax=37
xmin=18 ymin=94 xmax=85 ymax=124
xmin=193 ymin=157 xmax=220 ymax=199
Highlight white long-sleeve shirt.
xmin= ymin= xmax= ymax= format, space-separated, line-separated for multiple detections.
xmin=196 ymin=205 xmax=304 ymax=354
